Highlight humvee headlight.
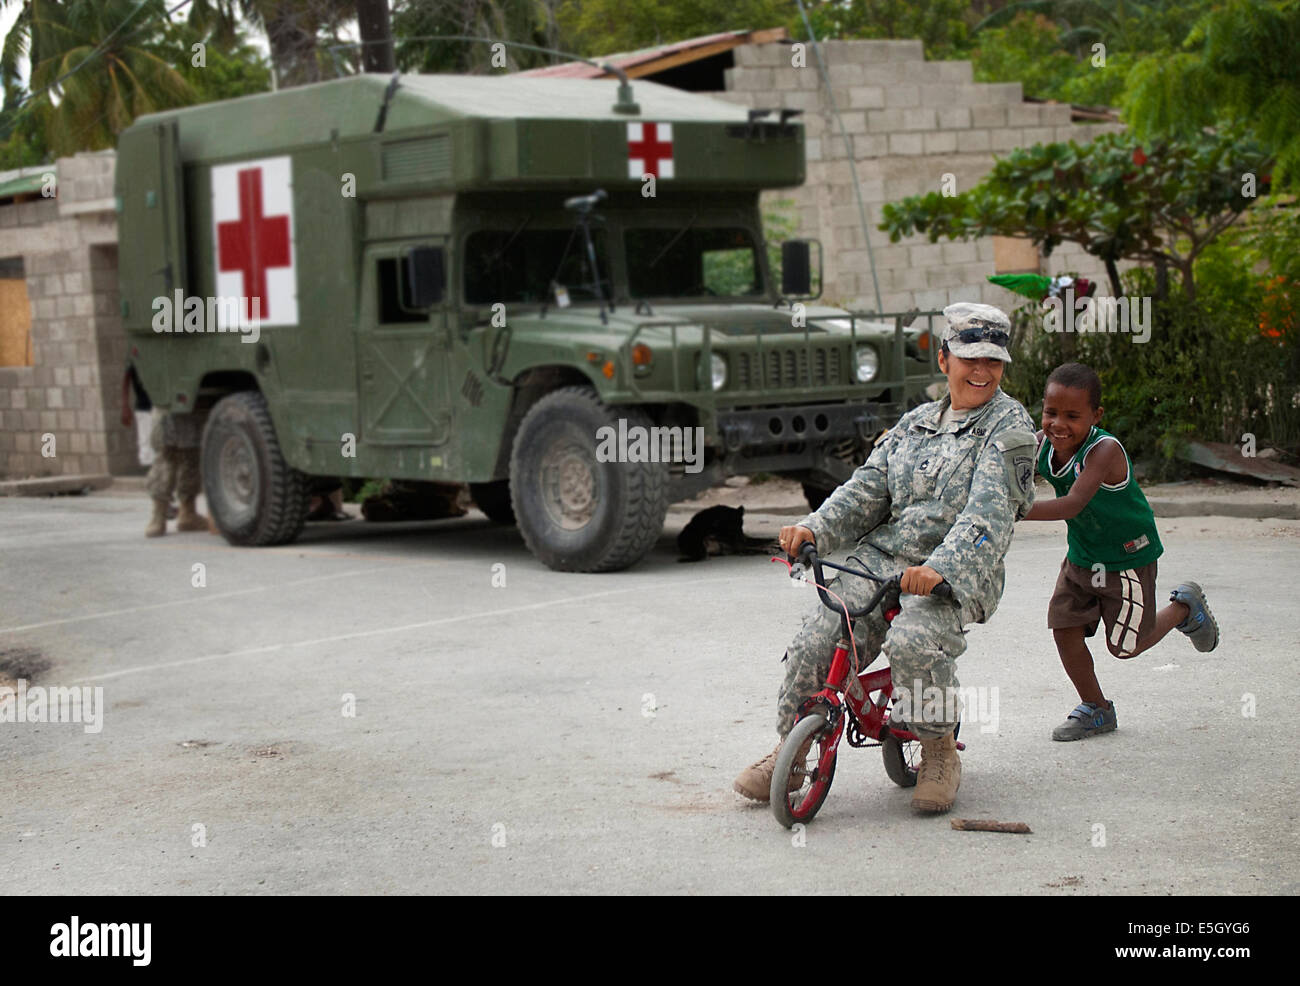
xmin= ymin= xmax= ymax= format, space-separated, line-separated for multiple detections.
xmin=710 ymin=353 xmax=727 ymax=391
xmin=855 ymin=346 xmax=880 ymax=383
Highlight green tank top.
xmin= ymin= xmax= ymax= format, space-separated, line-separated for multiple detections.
xmin=1037 ymin=425 xmax=1163 ymax=570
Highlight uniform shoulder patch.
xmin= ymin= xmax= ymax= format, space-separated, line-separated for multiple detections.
xmin=992 ymin=427 xmax=1037 ymax=454
xmin=1013 ymin=454 xmax=1034 ymax=496
xmin=991 ymin=426 xmax=1038 ymax=500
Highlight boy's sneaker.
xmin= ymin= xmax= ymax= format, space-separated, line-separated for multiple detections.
xmin=1051 ymin=701 xmax=1117 ymax=741
xmin=1169 ymin=581 xmax=1219 ymax=652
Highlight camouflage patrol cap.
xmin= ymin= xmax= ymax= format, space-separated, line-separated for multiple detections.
xmin=942 ymin=302 xmax=1013 ymax=363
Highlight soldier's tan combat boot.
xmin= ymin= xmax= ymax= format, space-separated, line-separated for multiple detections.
xmin=176 ymin=497 xmax=209 ymax=532
xmin=911 ymin=730 xmax=961 ymax=813
xmin=733 ymin=736 xmax=814 ymax=802
xmin=145 ymin=498 xmax=168 ymax=537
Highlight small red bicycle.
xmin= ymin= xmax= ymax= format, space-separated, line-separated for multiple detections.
xmin=770 ymin=543 xmax=965 ymax=828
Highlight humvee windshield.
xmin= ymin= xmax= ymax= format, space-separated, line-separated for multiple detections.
xmin=464 ymin=227 xmax=610 ymax=304
xmin=626 ymin=227 xmax=762 ymax=299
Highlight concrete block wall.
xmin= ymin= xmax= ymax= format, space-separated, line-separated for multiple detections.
xmin=0 ymin=151 xmax=133 ymax=480
xmin=718 ymin=39 xmax=1124 ymax=315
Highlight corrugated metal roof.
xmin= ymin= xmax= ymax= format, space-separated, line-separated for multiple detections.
xmin=514 ymin=31 xmax=752 ymax=78
xmin=0 ymin=170 xmax=54 ymax=200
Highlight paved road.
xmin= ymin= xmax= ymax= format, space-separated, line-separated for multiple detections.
xmin=1 ymin=491 xmax=1296 ymax=894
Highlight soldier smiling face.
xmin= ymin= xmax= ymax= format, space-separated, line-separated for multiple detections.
xmin=938 ymin=349 xmax=1006 ymax=409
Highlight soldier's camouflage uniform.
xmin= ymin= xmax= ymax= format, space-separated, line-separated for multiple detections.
xmin=777 ymin=387 xmax=1037 ymax=739
xmin=145 ymin=412 xmax=204 ymax=503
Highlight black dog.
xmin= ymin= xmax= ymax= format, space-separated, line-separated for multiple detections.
xmin=677 ymin=505 xmax=777 ymax=562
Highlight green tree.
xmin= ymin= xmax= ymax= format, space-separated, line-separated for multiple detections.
xmin=392 ymin=0 xmax=557 ymax=73
xmin=555 ymin=0 xmax=793 ymax=59
xmin=0 ymin=90 xmax=50 ymax=167
xmin=165 ymin=18 xmax=272 ymax=102
xmin=879 ymin=129 xmax=1272 ymax=300
xmin=801 ymin=0 xmax=976 ymax=59
xmin=189 ymin=0 xmax=355 ymax=86
xmin=971 ymin=11 xmax=1078 ymax=99
xmin=970 ymin=1 xmax=1215 ymax=105
xmin=25 ymin=0 xmax=195 ymax=156
xmin=1123 ymin=0 xmax=1300 ymax=189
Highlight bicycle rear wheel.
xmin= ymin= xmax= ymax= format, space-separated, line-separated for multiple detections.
xmin=882 ymin=717 xmax=961 ymax=788
xmin=771 ymin=712 xmax=838 ymax=828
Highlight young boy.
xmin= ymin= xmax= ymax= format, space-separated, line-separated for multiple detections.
xmin=1024 ymin=362 xmax=1219 ymax=740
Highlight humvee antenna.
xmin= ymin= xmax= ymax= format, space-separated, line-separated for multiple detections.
xmin=329 ymin=36 xmax=641 ymax=114
xmin=373 ymin=72 xmax=401 ymax=133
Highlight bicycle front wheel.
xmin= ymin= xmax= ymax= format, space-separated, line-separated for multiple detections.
xmin=770 ymin=712 xmax=837 ymax=829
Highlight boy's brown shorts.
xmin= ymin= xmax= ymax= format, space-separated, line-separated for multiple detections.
xmin=1047 ymin=558 xmax=1158 ymax=657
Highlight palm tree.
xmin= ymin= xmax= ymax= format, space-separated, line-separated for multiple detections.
xmin=26 ymin=0 xmax=195 ymax=154
xmin=2 ymin=0 xmax=35 ymax=96
xmin=189 ymin=0 xmax=355 ymax=87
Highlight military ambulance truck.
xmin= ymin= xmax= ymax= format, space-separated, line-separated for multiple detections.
xmin=116 ymin=73 xmax=943 ymax=572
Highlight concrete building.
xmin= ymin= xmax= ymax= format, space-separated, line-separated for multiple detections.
xmin=717 ymin=38 xmax=1120 ymax=311
xmin=0 ymin=152 xmax=125 ymax=482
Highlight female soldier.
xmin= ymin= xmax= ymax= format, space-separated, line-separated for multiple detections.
xmin=734 ymin=303 xmax=1037 ymax=813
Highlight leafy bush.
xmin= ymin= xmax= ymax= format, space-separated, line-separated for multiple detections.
xmin=1002 ymin=258 xmax=1300 ymax=477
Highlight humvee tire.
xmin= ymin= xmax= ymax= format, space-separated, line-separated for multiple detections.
xmin=202 ymin=391 xmax=308 ymax=546
xmin=469 ymin=480 xmax=516 ymax=525
xmin=509 ymin=386 xmax=668 ymax=572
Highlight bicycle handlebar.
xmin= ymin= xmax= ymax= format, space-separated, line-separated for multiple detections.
xmin=793 ymin=542 xmax=952 ymax=620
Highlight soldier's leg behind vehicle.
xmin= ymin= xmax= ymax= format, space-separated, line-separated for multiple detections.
xmin=145 ymin=414 xmax=175 ymax=501
xmin=776 ymin=570 xmax=888 ymax=738
xmin=883 ymin=592 xmax=968 ymax=739
xmin=167 ymin=411 xmax=205 ymax=503
xmin=175 ymin=449 xmax=202 ymax=502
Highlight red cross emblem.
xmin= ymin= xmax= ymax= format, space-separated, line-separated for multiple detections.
xmin=211 ymin=156 xmax=297 ymax=327
xmin=217 ymin=168 xmax=290 ymax=321
xmin=627 ymin=122 xmax=674 ymax=179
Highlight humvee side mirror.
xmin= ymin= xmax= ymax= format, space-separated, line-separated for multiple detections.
xmin=781 ymin=240 xmax=812 ymax=296
xmin=403 ymin=246 xmax=445 ymax=308
xmin=780 ymin=239 xmax=823 ymax=301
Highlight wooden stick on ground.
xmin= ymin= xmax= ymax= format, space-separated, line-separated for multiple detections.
xmin=950 ymin=819 xmax=1032 ymax=834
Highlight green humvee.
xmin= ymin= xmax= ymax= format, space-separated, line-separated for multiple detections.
xmin=116 ymin=73 xmax=944 ymax=572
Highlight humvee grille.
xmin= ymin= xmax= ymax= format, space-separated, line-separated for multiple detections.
xmin=732 ymin=347 xmax=842 ymax=390
xmin=382 ymin=136 xmax=451 ymax=182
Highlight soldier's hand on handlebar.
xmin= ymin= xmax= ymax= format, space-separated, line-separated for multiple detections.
xmin=900 ymin=565 xmax=945 ymax=596
xmin=779 ymin=524 xmax=815 ymax=561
